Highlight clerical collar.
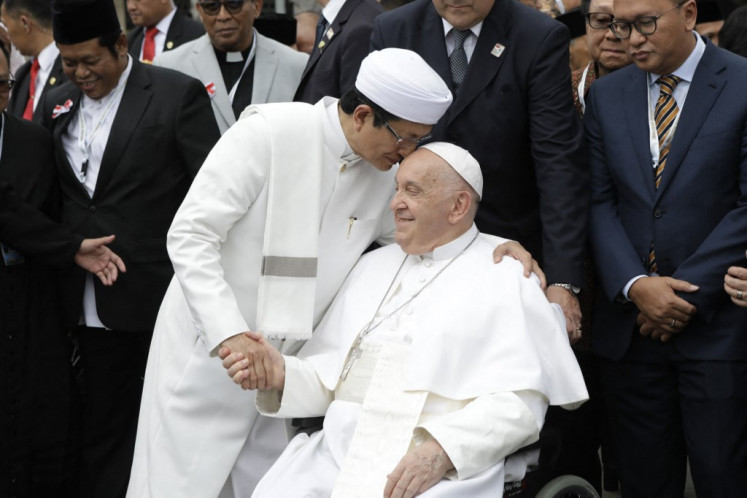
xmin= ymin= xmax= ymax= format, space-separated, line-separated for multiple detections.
xmin=321 ymin=96 xmax=358 ymax=163
xmin=417 ymin=224 xmax=479 ymax=262
xmin=213 ymin=42 xmax=253 ymax=64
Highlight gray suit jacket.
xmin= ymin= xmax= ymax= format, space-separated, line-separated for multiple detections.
xmin=154 ymin=31 xmax=308 ymax=134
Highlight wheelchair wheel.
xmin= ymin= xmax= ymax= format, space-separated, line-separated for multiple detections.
xmin=534 ymin=474 xmax=600 ymax=498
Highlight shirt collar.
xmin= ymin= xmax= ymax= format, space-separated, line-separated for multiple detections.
xmin=648 ymin=31 xmax=705 ymax=87
xmin=322 ymin=0 xmax=346 ymax=25
xmin=418 ymin=224 xmax=479 ymax=261
xmin=321 ymin=96 xmax=358 ymax=162
xmin=37 ymin=41 xmax=59 ymax=72
xmin=153 ymin=6 xmax=176 ymax=34
xmin=441 ymin=19 xmax=483 ymax=40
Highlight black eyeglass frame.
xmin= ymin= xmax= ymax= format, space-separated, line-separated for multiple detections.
xmin=608 ymin=0 xmax=689 ymax=40
xmin=373 ymin=110 xmax=432 ymax=148
xmin=197 ymin=0 xmax=247 ymax=16
xmin=0 ymin=78 xmax=15 ymax=91
xmin=585 ymin=12 xmax=614 ymax=30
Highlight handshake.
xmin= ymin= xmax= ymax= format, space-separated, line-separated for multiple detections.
xmin=218 ymin=331 xmax=287 ymax=391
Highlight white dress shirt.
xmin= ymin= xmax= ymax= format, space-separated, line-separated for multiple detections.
xmin=138 ymin=7 xmax=177 ymax=60
xmin=32 ymin=42 xmax=60 ymax=111
xmin=441 ymin=19 xmax=483 ymax=63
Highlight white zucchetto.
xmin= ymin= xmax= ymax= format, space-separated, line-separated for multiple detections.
xmin=420 ymin=142 xmax=483 ymax=200
xmin=355 ymin=49 xmax=453 ymax=125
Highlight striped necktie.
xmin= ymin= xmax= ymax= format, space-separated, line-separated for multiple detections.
xmin=647 ymin=74 xmax=681 ymax=274
xmin=654 ymin=74 xmax=681 ymax=189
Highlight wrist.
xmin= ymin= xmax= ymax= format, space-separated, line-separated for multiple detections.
xmin=549 ymin=283 xmax=580 ymax=296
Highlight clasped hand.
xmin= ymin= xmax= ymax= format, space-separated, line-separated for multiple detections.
xmin=219 ymin=331 xmax=284 ymax=391
xmin=629 ymin=276 xmax=698 ymax=342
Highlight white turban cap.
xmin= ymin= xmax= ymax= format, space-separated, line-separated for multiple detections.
xmin=355 ymin=49 xmax=453 ymax=125
xmin=420 ymin=142 xmax=483 ymax=200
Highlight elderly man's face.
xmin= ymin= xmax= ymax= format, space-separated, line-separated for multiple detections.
xmin=613 ymin=0 xmax=697 ymax=75
xmin=432 ymin=0 xmax=495 ymax=30
xmin=198 ymin=0 xmax=261 ymax=52
xmin=390 ymin=149 xmax=459 ymax=255
xmin=355 ymin=110 xmax=433 ymax=172
xmin=586 ymin=0 xmax=630 ymax=73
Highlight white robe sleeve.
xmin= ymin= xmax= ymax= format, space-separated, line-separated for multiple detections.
xmin=414 ymin=390 xmax=546 ymax=481
xmin=257 ymin=355 xmax=334 ymax=418
xmin=167 ymin=117 xmax=270 ymax=353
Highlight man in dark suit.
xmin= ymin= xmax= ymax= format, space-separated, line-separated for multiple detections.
xmin=586 ymin=0 xmax=747 ymax=495
xmin=371 ymin=0 xmax=588 ymax=336
xmin=1 ymin=0 xmax=65 ymax=122
xmin=294 ymin=0 xmax=382 ymax=103
xmin=126 ymin=0 xmax=204 ymax=62
xmin=42 ymin=0 xmax=220 ymax=495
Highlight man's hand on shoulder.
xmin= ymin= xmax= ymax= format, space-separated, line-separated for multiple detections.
xmin=74 ymin=235 xmax=126 ymax=286
xmin=219 ymin=331 xmax=285 ymax=391
xmin=384 ymin=438 xmax=454 ymax=498
xmin=492 ymin=240 xmax=546 ymax=289
xmin=629 ymin=276 xmax=698 ymax=338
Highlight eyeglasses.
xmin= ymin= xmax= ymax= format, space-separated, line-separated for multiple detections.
xmin=198 ymin=0 xmax=246 ymax=15
xmin=609 ymin=0 xmax=687 ymax=40
xmin=586 ymin=12 xmax=614 ymax=30
xmin=374 ymin=110 xmax=432 ymax=148
xmin=0 ymin=78 xmax=15 ymax=92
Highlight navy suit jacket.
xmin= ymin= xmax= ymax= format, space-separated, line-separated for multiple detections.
xmin=294 ymin=0 xmax=382 ymax=103
xmin=371 ymin=0 xmax=588 ymax=286
xmin=7 ymin=55 xmax=65 ymax=124
xmin=40 ymin=61 xmax=220 ymax=332
xmin=127 ymin=9 xmax=204 ymax=60
xmin=587 ymin=39 xmax=747 ymax=361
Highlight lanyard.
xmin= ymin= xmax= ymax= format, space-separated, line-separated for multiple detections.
xmin=227 ymin=31 xmax=257 ymax=104
xmin=647 ymin=79 xmax=682 ymax=169
xmin=577 ymin=62 xmax=591 ymax=115
xmin=76 ymin=79 xmax=126 ymax=181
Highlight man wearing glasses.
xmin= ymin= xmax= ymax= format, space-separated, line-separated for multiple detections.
xmin=126 ymin=0 xmax=204 ymax=63
xmin=154 ymin=0 xmax=308 ymax=134
xmin=586 ymin=0 xmax=747 ymax=495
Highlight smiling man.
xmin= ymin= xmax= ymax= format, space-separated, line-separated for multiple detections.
xmin=586 ymin=0 xmax=747 ymax=495
xmin=219 ymin=143 xmax=588 ymax=498
xmin=40 ymin=0 xmax=219 ymax=496
xmin=154 ymin=0 xmax=308 ymax=133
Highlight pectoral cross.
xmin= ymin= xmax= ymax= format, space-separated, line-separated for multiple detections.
xmin=340 ymin=334 xmax=364 ymax=380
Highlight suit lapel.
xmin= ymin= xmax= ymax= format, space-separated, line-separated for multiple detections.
xmin=33 ymin=56 xmax=65 ymax=122
xmin=417 ymin=4 xmax=451 ymax=87
xmin=191 ymin=36 xmax=234 ymax=129
xmin=447 ymin=0 xmax=510 ymax=121
xmin=623 ymin=68 xmax=656 ymax=201
xmin=94 ymin=62 xmax=152 ymax=200
xmin=300 ymin=0 xmax=362 ymax=81
xmin=252 ymin=34 xmax=278 ymax=104
xmin=165 ymin=10 xmax=185 ymax=51
xmin=655 ymin=43 xmax=725 ymax=197
xmin=50 ymin=91 xmax=90 ymax=199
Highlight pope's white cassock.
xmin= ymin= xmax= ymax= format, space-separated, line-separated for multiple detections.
xmin=128 ymin=98 xmax=402 ymax=497
xmin=252 ymin=224 xmax=589 ymax=497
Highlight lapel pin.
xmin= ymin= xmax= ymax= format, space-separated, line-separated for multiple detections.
xmin=318 ymin=40 xmax=326 ymax=50
xmin=52 ymin=99 xmax=73 ymax=119
xmin=491 ymin=43 xmax=505 ymax=58
xmin=49 ymin=76 xmax=57 ymax=86
xmin=166 ymin=41 xmax=174 ymax=49
xmin=326 ymin=27 xmax=334 ymax=40
xmin=205 ymin=82 xmax=216 ymax=98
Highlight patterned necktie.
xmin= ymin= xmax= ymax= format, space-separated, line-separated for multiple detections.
xmin=142 ymin=26 xmax=158 ymax=62
xmin=653 ymin=74 xmax=681 ymax=189
xmin=449 ymin=29 xmax=470 ymax=95
xmin=647 ymin=74 xmax=681 ymax=274
xmin=22 ymin=58 xmax=40 ymax=121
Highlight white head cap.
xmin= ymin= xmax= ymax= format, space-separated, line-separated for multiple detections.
xmin=355 ymin=49 xmax=453 ymax=125
xmin=419 ymin=142 xmax=483 ymax=200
